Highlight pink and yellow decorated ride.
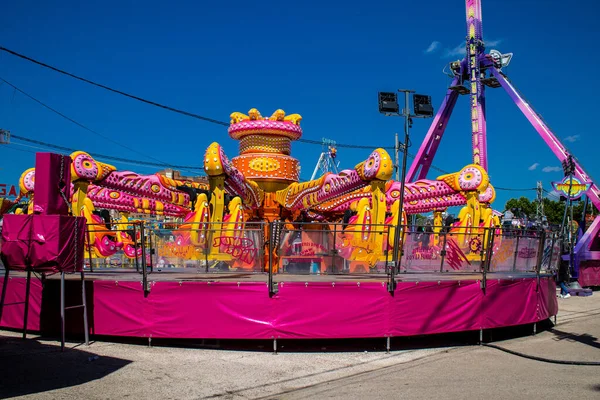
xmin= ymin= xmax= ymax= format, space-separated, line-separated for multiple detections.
xmin=14 ymin=107 xmax=500 ymax=270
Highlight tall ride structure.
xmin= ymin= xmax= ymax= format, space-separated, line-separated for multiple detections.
xmin=406 ymin=0 xmax=600 ymax=287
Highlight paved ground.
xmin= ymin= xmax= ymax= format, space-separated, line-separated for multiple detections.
xmin=1 ymin=291 xmax=599 ymax=400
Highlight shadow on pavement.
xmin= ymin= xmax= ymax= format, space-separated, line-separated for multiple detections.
xmin=550 ymin=328 xmax=600 ymax=350
xmin=89 ymin=320 xmax=552 ymax=353
xmin=0 ymin=335 xmax=132 ymax=399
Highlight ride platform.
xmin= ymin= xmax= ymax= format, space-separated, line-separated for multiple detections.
xmin=0 ymin=268 xmax=557 ymax=342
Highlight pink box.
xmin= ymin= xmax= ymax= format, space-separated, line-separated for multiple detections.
xmin=1 ymin=214 xmax=86 ymax=273
xmin=33 ymin=153 xmax=72 ymax=215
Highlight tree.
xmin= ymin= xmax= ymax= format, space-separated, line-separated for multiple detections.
xmin=504 ymin=197 xmax=535 ymax=220
xmin=504 ymin=196 xmax=598 ymax=226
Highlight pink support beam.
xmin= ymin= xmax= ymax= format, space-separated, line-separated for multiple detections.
xmin=491 ymin=68 xmax=600 ymax=209
xmin=466 ymin=0 xmax=488 ymax=170
xmin=407 ymin=79 xmax=459 ymax=181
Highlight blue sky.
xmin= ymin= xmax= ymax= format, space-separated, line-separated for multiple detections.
xmin=0 ymin=0 xmax=598 ymax=211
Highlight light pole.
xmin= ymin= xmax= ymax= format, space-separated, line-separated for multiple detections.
xmin=378 ymin=90 xmax=433 ymax=292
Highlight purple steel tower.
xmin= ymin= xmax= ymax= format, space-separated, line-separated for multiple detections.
xmin=466 ymin=0 xmax=487 ymax=170
xmin=407 ymin=0 xmax=600 ymax=286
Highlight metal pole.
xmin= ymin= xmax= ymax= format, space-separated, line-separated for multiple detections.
xmin=268 ymin=222 xmax=275 ymax=297
xmin=569 ymin=201 xmax=575 ymax=278
xmin=390 ymin=90 xmax=413 ymax=292
xmin=0 ymin=269 xmax=9 ymax=325
xmin=560 ymin=156 xmax=574 ymax=278
xmin=133 ymin=224 xmax=139 ymax=273
xmin=394 ymin=132 xmax=400 ymax=181
xmin=23 ymin=269 xmax=32 ymax=340
xmin=332 ymin=223 xmax=338 ymax=274
xmin=580 ymin=196 xmax=589 ymax=230
xmin=140 ymin=224 xmax=149 ymax=296
xmin=535 ymin=230 xmax=546 ymax=292
xmin=439 ymin=231 xmax=448 ymax=272
xmin=60 ymin=271 xmax=65 ymax=351
xmin=81 ymin=271 xmax=89 ymax=346
xmin=512 ymin=235 xmax=520 ymax=271
xmin=204 ymin=223 xmax=210 ymax=273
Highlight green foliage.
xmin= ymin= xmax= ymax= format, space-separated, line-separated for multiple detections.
xmin=504 ymin=196 xmax=598 ymax=226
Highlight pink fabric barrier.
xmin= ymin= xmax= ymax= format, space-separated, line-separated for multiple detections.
xmin=390 ymin=280 xmax=482 ymax=336
xmin=579 ymin=263 xmax=600 ymax=287
xmin=482 ymin=279 xmax=538 ymax=329
xmin=275 ymin=282 xmax=389 ymax=338
xmin=33 ymin=152 xmax=72 ymax=215
xmin=1 ymin=215 xmax=86 ymax=273
xmin=0 ymin=276 xmax=43 ymax=331
xmin=1 ymin=276 xmax=557 ymax=339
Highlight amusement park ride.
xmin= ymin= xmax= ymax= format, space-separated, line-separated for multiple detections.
xmin=1 ymin=0 xmax=583 ymax=347
xmin=2 ymin=0 xmax=598 ymax=285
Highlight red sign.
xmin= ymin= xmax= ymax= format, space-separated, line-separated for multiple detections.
xmin=0 ymin=184 xmax=18 ymax=198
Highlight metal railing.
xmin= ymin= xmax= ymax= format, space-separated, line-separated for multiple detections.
xmin=74 ymin=221 xmax=564 ymax=298
xmin=272 ymin=221 xmax=395 ymax=276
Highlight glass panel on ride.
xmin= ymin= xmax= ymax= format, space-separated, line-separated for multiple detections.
xmin=276 ymin=221 xmax=394 ymax=275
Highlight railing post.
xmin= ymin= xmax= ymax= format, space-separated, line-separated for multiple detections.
xmin=268 ymin=222 xmax=278 ymax=297
xmin=332 ymin=223 xmax=338 ymax=274
xmin=512 ymin=234 xmax=521 ymax=271
xmin=535 ymin=230 xmax=546 ymax=292
xmin=388 ymin=225 xmax=398 ymax=294
xmin=133 ymin=224 xmax=139 ymax=273
xmin=439 ymin=231 xmax=448 ymax=272
xmin=147 ymin=229 xmax=154 ymax=273
xmin=86 ymin=225 xmax=94 ymax=272
xmin=481 ymin=227 xmax=495 ymax=294
xmin=140 ymin=223 xmax=150 ymax=297
xmin=204 ymin=223 xmax=210 ymax=273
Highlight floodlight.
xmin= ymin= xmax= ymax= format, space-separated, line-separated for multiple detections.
xmin=378 ymin=92 xmax=399 ymax=114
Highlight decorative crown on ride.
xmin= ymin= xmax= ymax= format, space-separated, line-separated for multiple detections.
xmin=228 ymin=108 xmax=303 ymax=141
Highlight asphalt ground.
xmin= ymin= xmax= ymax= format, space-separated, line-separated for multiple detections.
xmin=1 ymin=290 xmax=599 ymax=400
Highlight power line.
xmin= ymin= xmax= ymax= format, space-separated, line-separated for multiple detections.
xmin=0 ymin=45 xmax=453 ymax=175
xmin=0 ymin=76 xmax=183 ymax=169
xmin=297 ymin=137 xmax=394 ymax=150
xmin=494 ymin=187 xmax=537 ymax=191
xmin=9 ymin=134 xmax=205 ymax=172
xmin=6 ymin=142 xmax=189 ymax=171
xmin=0 ymin=46 xmax=229 ymax=126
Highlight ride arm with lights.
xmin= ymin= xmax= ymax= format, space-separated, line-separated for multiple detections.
xmin=275 ymin=148 xmax=394 ymax=211
xmin=203 ymin=142 xmax=264 ymax=212
xmin=315 ymin=164 xmax=493 ymax=222
xmin=17 ymin=151 xmax=206 ymax=217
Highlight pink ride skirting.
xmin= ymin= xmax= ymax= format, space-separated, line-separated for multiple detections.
xmin=0 ymin=277 xmax=557 ymax=339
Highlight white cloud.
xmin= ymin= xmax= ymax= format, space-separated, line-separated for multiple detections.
xmin=442 ymin=39 xmax=503 ymax=58
xmin=528 ymin=163 xmax=539 ymax=171
xmin=564 ymin=134 xmax=580 ymax=143
xmin=443 ymin=43 xmax=466 ymax=58
xmin=486 ymin=39 xmax=502 ymax=47
xmin=424 ymin=41 xmax=441 ymax=54
xmin=542 ymin=166 xmax=561 ymax=173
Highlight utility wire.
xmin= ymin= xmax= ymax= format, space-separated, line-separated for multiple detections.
xmin=0 ymin=46 xmax=229 ymax=126
xmin=7 ymin=142 xmax=191 ymax=171
xmin=9 ymin=134 xmax=205 ymax=172
xmin=0 ymin=76 xmax=186 ymax=169
xmin=0 ymin=46 xmax=453 ymax=174
xmin=495 ymin=187 xmax=537 ymax=191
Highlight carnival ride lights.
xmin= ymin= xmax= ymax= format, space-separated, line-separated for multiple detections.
xmin=18 ymin=0 xmax=599 ymax=272
xmin=13 ymin=103 xmax=497 ymax=270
